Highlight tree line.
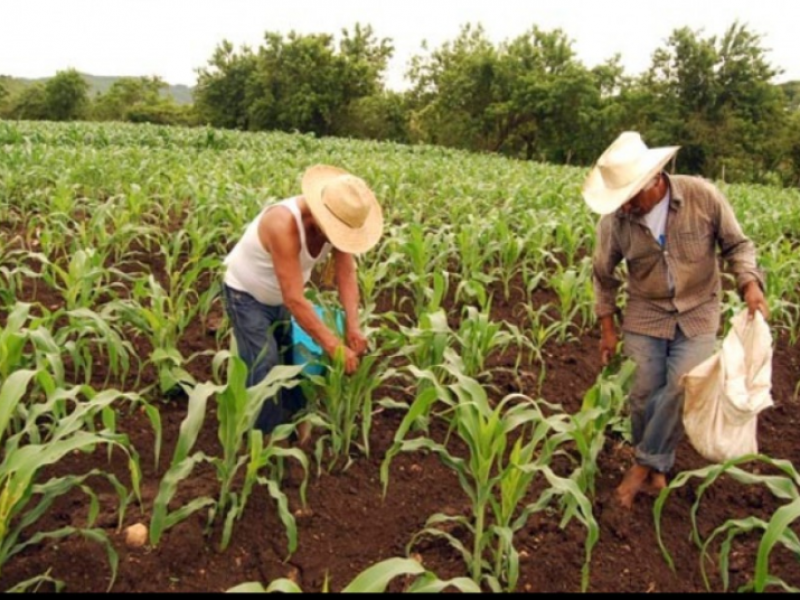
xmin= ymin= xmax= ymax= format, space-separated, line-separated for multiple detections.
xmin=2 ymin=21 xmax=799 ymax=186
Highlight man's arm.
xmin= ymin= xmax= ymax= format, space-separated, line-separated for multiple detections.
xmin=593 ymin=216 xmax=624 ymax=364
xmin=333 ymin=249 xmax=368 ymax=355
xmin=259 ymin=208 xmax=357 ymax=370
xmin=713 ymin=189 xmax=769 ymax=318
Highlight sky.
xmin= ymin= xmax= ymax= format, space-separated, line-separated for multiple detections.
xmin=1 ymin=0 xmax=799 ymax=90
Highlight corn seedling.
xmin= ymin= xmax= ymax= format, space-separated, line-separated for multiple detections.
xmin=149 ymin=354 xmax=308 ymax=554
xmin=226 ymin=556 xmax=481 ymax=593
xmin=0 ymin=368 xmax=144 ymax=592
xmin=303 ymin=349 xmax=396 ymax=474
xmin=381 ymin=366 xmax=598 ymax=591
xmin=654 ymin=454 xmax=800 ymax=592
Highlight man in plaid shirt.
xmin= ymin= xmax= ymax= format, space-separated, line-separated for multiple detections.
xmin=583 ymin=132 xmax=769 ymax=508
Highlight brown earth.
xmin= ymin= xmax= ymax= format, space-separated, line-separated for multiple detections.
xmin=2 ymin=271 xmax=800 ymax=593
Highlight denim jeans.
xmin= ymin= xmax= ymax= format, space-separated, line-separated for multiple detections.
xmin=624 ymin=327 xmax=717 ymax=472
xmin=222 ymin=283 xmax=305 ymax=434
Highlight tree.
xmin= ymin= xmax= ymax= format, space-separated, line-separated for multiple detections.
xmin=407 ymin=24 xmax=603 ymax=162
xmin=194 ymin=24 xmax=392 ymax=136
xmin=642 ymin=22 xmax=785 ymax=181
xmin=406 ymin=24 xmax=500 ymax=149
xmin=501 ymin=27 xmax=602 ymax=163
xmin=7 ymin=83 xmax=48 ymax=120
xmin=93 ymin=76 xmax=165 ymax=121
xmin=43 ymin=68 xmax=90 ymax=121
xmin=246 ymin=24 xmax=393 ymax=135
xmin=194 ymin=40 xmax=259 ymax=129
xmin=780 ymin=81 xmax=800 ymax=112
xmin=331 ymin=91 xmax=411 ymax=142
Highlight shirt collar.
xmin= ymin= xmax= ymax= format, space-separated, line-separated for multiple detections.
xmin=664 ymin=173 xmax=683 ymax=210
xmin=614 ymin=172 xmax=682 ymax=222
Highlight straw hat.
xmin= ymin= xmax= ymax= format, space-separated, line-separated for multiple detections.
xmin=301 ymin=165 xmax=383 ymax=254
xmin=582 ymin=132 xmax=680 ymax=215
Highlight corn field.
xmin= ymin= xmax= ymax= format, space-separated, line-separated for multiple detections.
xmin=1 ymin=120 xmax=800 ymax=593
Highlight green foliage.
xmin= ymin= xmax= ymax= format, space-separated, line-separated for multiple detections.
xmin=653 ymin=455 xmax=800 ymax=592
xmin=43 ymin=69 xmax=90 ymax=121
xmin=193 ymin=40 xmax=258 ymax=129
xmin=0 ymin=368 xmax=143 ymax=591
xmin=3 ymin=17 xmax=800 ymax=186
xmin=406 ymin=23 xmax=604 ymax=164
xmin=226 ymin=556 xmax=481 ymax=593
xmin=638 ymin=22 xmax=786 ymax=183
xmin=92 ymin=76 xmax=191 ymax=125
xmin=6 ymin=83 xmax=48 ymax=120
xmin=332 ymin=91 xmax=411 ymax=142
xmin=381 ymin=366 xmax=599 ymax=592
xmin=195 ymin=24 xmax=393 ymax=136
xmin=149 ymin=354 xmax=309 ymax=554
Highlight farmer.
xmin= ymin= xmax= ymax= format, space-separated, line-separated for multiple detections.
xmin=222 ymin=164 xmax=383 ymax=438
xmin=582 ymin=131 xmax=768 ymax=508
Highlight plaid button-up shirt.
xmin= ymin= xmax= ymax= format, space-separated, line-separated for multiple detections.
xmin=592 ymin=174 xmax=764 ymax=339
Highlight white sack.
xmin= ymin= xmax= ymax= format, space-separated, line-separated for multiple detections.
xmin=681 ymin=309 xmax=773 ymax=463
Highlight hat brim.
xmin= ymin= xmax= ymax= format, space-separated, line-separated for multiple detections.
xmin=582 ymin=146 xmax=680 ymax=215
xmin=301 ymin=165 xmax=384 ymax=254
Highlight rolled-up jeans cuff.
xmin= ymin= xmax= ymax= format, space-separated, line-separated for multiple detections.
xmin=635 ymin=446 xmax=674 ymax=473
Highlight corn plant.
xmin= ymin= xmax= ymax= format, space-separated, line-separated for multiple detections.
xmin=543 ymin=358 xmax=636 ymax=508
xmin=53 ymin=306 xmax=137 ymax=388
xmin=551 ymin=218 xmax=592 ymax=267
xmin=109 ymin=275 xmax=201 ymax=395
xmin=0 ymin=303 xmax=70 ymax=399
xmin=357 ymin=249 xmax=406 ymax=317
xmin=489 ymin=220 xmax=525 ymax=301
xmin=25 ymin=248 xmax=125 ymax=312
xmin=453 ymin=306 xmax=525 ymax=378
xmin=548 ymin=263 xmax=592 ymax=342
xmin=0 ymin=303 xmax=35 ymax=382
xmin=396 ymin=222 xmax=453 ymax=317
xmin=0 ymin=244 xmax=30 ymax=308
xmin=393 ymin=309 xmax=454 ymax=386
xmin=0 ymin=368 xmax=144 ymax=592
xmin=654 ymin=454 xmax=800 ymax=592
xmin=453 ymin=217 xmax=494 ymax=283
xmin=381 ymin=366 xmax=598 ymax=592
xmin=517 ymin=303 xmax=563 ymax=392
xmin=453 ymin=275 xmax=493 ymax=313
xmin=302 ymin=349 xmax=396 ymax=474
xmin=227 ymin=556 xmax=481 ymax=593
xmin=149 ymin=354 xmax=308 ymax=554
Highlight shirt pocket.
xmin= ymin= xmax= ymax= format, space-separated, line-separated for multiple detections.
xmin=673 ymin=229 xmax=713 ymax=263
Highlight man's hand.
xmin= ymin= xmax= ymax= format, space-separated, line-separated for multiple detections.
xmin=744 ymin=281 xmax=769 ymax=320
xmin=346 ymin=327 xmax=369 ymax=357
xmin=330 ymin=344 xmax=360 ymax=375
xmin=599 ymin=314 xmax=618 ymax=366
xmin=600 ymin=329 xmax=618 ymax=366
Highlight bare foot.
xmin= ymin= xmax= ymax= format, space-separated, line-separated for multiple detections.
xmin=616 ymin=464 xmax=650 ymax=509
xmin=642 ymin=471 xmax=667 ymax=496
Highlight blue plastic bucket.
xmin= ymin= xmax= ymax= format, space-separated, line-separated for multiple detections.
xmin=291 ymin=305 xmax=344 ymax=376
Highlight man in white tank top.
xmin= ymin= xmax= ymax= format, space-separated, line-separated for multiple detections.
xmin=222 ymin=165 xmax=384 ymax=438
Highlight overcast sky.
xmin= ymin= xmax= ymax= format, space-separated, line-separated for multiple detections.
xmin=1 ymin=0 xmax=798 ymax=89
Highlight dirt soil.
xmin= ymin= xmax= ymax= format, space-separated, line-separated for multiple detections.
xmin=2 ymin=270 xmax=800 ymax=593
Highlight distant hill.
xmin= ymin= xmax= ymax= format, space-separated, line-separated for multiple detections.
xmin=7 ymin=72 xmax=194 ymax=105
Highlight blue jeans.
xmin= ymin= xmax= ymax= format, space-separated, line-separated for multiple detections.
xmin=624 ymin=327 xmax=716 ymax=473
xmin=222 ymin=283 xmax=305 ymax=434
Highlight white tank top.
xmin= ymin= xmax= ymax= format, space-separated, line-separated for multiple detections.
xmin=223 ymin=196 xmax=332 ymax=306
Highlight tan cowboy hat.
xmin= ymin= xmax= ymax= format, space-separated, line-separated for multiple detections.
xmin=301 ymin=164 xmax=383 ymax=254
xmin=582 ymin=131 xmax=680 ymax=215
